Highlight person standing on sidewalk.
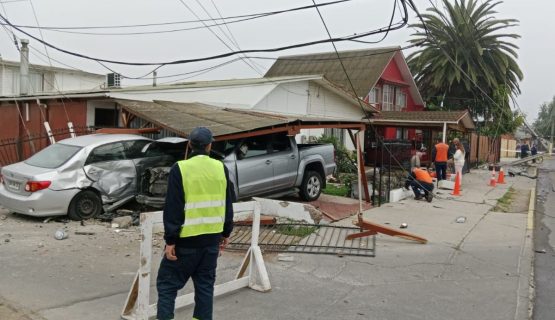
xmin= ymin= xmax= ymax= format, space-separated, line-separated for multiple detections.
xmin=431 ymin=137 xmax=449 ymax=182
xmin=157 ymin=127 xmax=235 ymax=320
xmin=452 ymin=138 xmax=465 ymax=187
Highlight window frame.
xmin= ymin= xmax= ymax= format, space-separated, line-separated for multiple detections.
xmin=395 ymin=90 xmax=407 ymax=111
xmin=382 ymin=84 xmax=394 ymax=111
xmin=85 ymin=141 xmax=127 ymax=165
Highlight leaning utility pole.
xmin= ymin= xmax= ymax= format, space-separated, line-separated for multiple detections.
xmin=550 ymin=103 xmax=554 ymax=155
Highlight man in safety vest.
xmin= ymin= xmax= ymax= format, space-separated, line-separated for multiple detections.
xmin=431 ymin=137 xmax=449 ymax=182
xmin=157 ymin=127 xmax=234 ymax=320
xmin=405 ymin=167 xmax=434 ymax=202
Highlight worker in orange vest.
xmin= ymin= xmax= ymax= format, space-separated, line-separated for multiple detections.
xmin=405 ymin=167 xmax=434 ymax=202
xmin=431 ymin=137 xmax=449 ymax=182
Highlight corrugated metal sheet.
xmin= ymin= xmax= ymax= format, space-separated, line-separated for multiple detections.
xmin=265 ymin=47 xmax=397 ymax=98
xmin=118 ymin=99 xmax=291 ymax=138
xmin=116 ymin=99 xmax=365 ymax=138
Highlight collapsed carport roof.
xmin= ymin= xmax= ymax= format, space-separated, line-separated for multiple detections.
xmin=115 ymin=99 xmax=366 ymax=140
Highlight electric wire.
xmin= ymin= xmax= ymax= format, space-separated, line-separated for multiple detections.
xmin=0 ymin=10 xmax=419 ymax=67
xmin=0 ymin=0 xmax=350 ymax=34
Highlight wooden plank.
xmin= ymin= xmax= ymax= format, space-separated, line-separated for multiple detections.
xmin=235 ymin=215 xmax=276 ymax=226
xmin=345 ymin=230 xmax=377 ymax=240
xmin=95 ymin=127 xmax=161 ymax=134
xmin=355 ymin=219 xmax=428 ymax=244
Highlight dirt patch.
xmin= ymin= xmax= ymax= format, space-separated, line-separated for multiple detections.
xmin=493 ymin=187 xmax=530 ymax=213
xmin=0 ymin=297 xmax=39 ymax=320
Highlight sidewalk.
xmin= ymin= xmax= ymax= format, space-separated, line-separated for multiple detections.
xmin=181 ymin=169 xmax=536 ymax=319
xmin=0 ymin=169 xmax=535 ymax=320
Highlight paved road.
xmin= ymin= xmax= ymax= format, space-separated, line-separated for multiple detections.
xmin=533 ymin=157 xmax=555 ymax=319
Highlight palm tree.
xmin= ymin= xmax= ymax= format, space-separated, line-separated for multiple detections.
xmin=407 ymin=0 xmax=523 ymax=116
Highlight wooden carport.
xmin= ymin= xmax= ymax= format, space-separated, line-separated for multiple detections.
xmin=108 ymin=99 xmax=372 ymax=203
xmin=109 ymin=99 xmax=428 ymax=244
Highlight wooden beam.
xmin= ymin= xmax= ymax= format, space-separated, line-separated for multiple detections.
xmin=357 ymin=134 xmax=371 ymax=203
xmin=96 ymin=127 xmax=161 ymax=134
xmin=347 ymin=129 xmax=356 ymax=147
xmin=352 ymin=218 xmax=428 ymax=244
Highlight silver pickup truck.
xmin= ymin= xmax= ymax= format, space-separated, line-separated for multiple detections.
xmin=136 ymin=133 xmax=336 ymax=209
xmin=215 ymin=132 xmax=336 ymax=201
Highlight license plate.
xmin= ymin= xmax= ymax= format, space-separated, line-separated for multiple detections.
xmin=7 ymin=180 xmax=20 ymax=191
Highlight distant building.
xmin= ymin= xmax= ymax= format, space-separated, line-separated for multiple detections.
xmin=0 ymin=59 xmax=105 ymax=96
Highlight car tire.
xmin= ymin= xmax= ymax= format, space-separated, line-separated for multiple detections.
xmin=300 ymin=171 xmax=323 ymax=201
xmin=68 ymin=190 xmax=102 ymax=221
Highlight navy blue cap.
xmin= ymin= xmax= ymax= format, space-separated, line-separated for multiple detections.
xmin=189 ymin=127 xmax=215 ymax=146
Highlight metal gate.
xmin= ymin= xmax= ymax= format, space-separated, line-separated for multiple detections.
xmin=228 ymin=223 xmax=376 ymax=257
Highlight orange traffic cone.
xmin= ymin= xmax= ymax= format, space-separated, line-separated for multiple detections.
xmin=488 ymin=168 xmax=497 ymax=187
xmin=497 ymin=167 xmax=506 ymax=184
xmin=451 ymin=172 xmax=461 ymax=196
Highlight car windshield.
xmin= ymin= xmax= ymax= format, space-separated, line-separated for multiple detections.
xmin=24 ymin=143 xmax=82 ymax=169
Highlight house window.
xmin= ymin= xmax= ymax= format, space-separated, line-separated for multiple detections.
xmin=395 ymin=90 xmax=407 ymax=111
xmin=367 ymin=87 xmax=380 ymax=104
xmin=324 ymin=128 xmax=345 ymax=145
xmin=382 ymin=84 xmax=394 ymax=111
xmin=396 ymin=128 xmax=408 ymax=140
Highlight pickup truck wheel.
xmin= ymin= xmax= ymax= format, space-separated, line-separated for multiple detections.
xmin=68 ymin=190 xmax=102 ymax=221
xmin=300 ymin=171 xmax=323 ymax=201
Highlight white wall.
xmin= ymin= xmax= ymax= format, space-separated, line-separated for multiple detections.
xmin=0 ymin=65 xmax=104 ymax=95
xmin=110 ymin=83 xmax=277 ymax=108
xmin=306 ymin=82 xmax=365 ymax=120
xmin=54 ymin=72 xmax=104 ymax=91
xmin=254 ymin=82 xmax=309 ymax=115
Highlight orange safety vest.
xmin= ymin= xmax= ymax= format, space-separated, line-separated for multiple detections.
xmin=434 ymin=143 xmax=449 ymax=162
xmin=414 ymin=168 xmax=433 ymax=184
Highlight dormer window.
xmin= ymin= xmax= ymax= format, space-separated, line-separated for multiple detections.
xmin=382 ymin=84 xmax=394 ymax=111
xmin=395 ymin=91 xmax=406 ymax=111
xmin=367 ymin=87 xmax=380 ymax=104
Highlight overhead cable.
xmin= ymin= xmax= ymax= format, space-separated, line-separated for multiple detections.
xmin=0 ymin=11 xmax=412 ymax=66
xmin=0 ymin=0 xmax=350 ymax=36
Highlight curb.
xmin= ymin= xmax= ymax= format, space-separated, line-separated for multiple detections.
xmin=526 ymin=186 xmax=536 ymax=320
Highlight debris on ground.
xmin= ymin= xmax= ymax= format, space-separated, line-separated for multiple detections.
xmin=111 ymin=216 xmax=133 ymax=229
xmin=54 ymin=229 xmax=68 ymax=240
xmin=400 ymin=223 xmax=408 ymax=229
xmin=455 ymin=216 xmax=467 ymax=223
xmin=43 ymin=217 xmax=52 ymax=224
xmin=535 ymin=249 xmax=547 ymax=254
xmin=0 ymin=214 xmax=7 ymax=221
xmin=277 ymin=254 xmax=295 ymax=262
xmin=74 ymin=231 xmax=96 ymax=236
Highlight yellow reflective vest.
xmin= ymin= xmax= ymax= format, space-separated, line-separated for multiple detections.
xmin=177 ymin=155 xmax=227 ymax=238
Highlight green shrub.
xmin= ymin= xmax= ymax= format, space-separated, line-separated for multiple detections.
xmin=316 ymin=135 xmax=357 ymax=175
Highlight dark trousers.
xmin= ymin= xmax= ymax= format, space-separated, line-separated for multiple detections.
xmin=410 ymin=180 xmax=434 ymax=197
xmin=435 ymin=162 xmax=447 ymax=181
xmin=157 ymin=245 xmax=219 ymax=320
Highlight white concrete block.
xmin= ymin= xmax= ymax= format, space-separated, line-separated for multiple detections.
xmin=389 ymin=188 xmax=414 ymax=202
xmin=252 ymin=197 xmax=322 ymax=224
xmin=438 ymin=180 xmax=455 ymax=190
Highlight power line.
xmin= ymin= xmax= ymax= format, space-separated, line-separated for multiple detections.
xmin=0 ymin=0 xmax=351 ymax=36
xmin=0 ymin=10 xmax=416 ymax=67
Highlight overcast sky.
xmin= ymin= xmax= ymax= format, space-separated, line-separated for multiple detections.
xmin=0 ymin=0 xmax=551 ymax=122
